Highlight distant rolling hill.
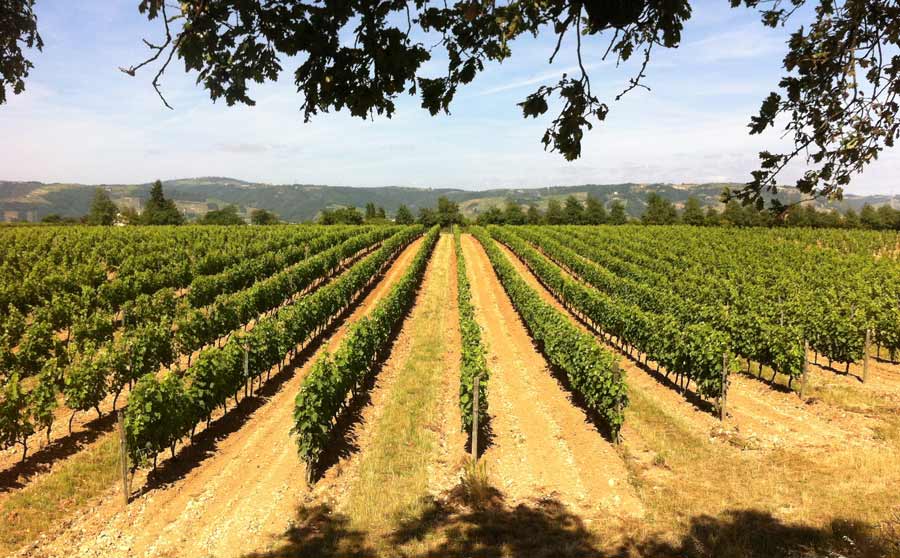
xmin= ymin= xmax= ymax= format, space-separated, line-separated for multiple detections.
xmin=1 ymin=177 xmax=897 ymax=222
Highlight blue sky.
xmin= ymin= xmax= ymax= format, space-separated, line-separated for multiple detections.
xmin=2 ymin=1 xmax=898 ymax=195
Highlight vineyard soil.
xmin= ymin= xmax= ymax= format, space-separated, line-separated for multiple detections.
xmin=2 ymin=226 xmax=900 ymax=558
xmin=491 ymin=235 xmax=900 ymax=555
xmin=9 ymin=238 xmax=424 ymax=558
xmin=461 ymin=234 xmax=641 ymax=518
xmin=311 ymin=234 xmax=467 ymax=551
xmin=494 ymin=240 xmax=882 ymax=451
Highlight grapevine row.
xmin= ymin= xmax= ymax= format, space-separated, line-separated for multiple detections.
xmin=560 ymin=226 xmax=891 ymax=372
xmin=492 ymin=226 xmax=733 ymax=403
xmin=1 ymin=227 xmax=358 ymax=381
xmin=453 ymin=227 xmax=489 ymax=437
xmin=1 ymin=228 xmax=400 ymax=460
xmin=124 ymin=226 xmax=426 ymax=468
xmin=543 ymin=227 xmax=808 ymax=379
xmin=471 ymin=227 xmax=627 ymax=436
xmin=292 ymin=226 xmax=440 ymax=475
xmin=1 ymin=226 xmax=324 ymax=337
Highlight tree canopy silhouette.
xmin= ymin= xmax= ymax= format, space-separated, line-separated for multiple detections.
xmin=86 ymin=188 xmax=118 ymax=226
xmin=4 ymin=0 xmax=900 ymax=209
xmin=142 ymin=180 xmax=184 ymax=225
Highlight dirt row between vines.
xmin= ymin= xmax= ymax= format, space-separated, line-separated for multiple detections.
xmin=302 ymin=234 xmax=469 ymax=553
xmin=14 ymin=237 xmax=424 ymax=558
xmin=460 ymin=234 xmax=642 ymax=520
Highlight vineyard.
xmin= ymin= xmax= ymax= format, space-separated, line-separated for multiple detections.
xmin=1 ymin=224 xmax=899 ymax=557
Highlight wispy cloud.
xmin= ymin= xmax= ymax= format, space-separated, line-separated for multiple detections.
xmin=686 ymin=25 xmax=784 ymax=63
xmin=472 ymin=62 xmax=606 ymax=97
xmin=218 ymin=142 xmax=278 ymax=154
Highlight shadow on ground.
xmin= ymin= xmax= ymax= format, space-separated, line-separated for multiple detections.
xmin=0 ymin=411 xmax=117 ymax=492
xmin=242 ymin=488 xmax=899 ymax=558
xmin=620 ymin=508 xmax=899 ymax=558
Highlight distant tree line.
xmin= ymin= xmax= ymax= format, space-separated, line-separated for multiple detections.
xmin=473 ymin=196 xmax=627 ymax=226
xmin=38 ymin=183 xmax=900 ymax=231
xmin=41 ymin=180 xmax=282 ymax=226
xmin=319 ymin=197 xmax=464 ymax=228
xmin=638 ymin=193 xmax=900 ymax=230
xmin=471 ymin=193 xmax=900 ymax=230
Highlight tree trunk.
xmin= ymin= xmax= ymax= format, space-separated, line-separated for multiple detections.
xmin=69 ymin=411 xmax=77 ymax=434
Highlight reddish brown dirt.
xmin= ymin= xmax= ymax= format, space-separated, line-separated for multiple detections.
xmin=497 ymin=240 xmax=884 ymax=451
xmin=460 ymin=235 xmax=641 ymax=520
xmin=14 ymin=238 xmax=424 ymax=558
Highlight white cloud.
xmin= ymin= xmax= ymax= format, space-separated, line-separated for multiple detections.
xmin=472 ymin=62 xmax=607 ymax=97
xmin=686 ymin=25 xmax=785 ymax=63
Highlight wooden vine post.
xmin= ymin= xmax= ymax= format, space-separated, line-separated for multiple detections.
xmin=719 ymin=351 xmax=729 ymax=421
xmin=862 ymin=328 xmax=871 ymax=383
xmin=243 ymin=345 xmax=250 ymax=395
xmin=306 ymin=458 xmax=316 ymax=487
xmin=471 ymin=374 xmax=481 ymax=461
xmin=799 ymin=340 xmax=810 ymax=399
xmin=117 ymin=409 xmax=130 ymax=507
xmin=613 ymin=361 xmax=623 ymax=445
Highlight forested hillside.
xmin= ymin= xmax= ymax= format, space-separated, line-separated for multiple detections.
xmin=1 ymin=178 xmax=897 ymax=223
